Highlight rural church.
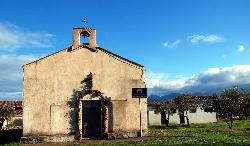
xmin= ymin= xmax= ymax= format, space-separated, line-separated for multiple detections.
xmin=23 ymin=25 xmax=147 ymax=141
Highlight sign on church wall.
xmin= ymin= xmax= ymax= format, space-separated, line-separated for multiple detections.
xmin=132 ymin=88 xmax=147 ymax=98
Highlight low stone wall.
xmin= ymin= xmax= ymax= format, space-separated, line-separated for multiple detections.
xmin=107 ymin=131 xmax=148 ymax=139
xmin=21 ymin=135 xmax=75 ymax=144
xmin=21 ymin=131 xmax=148 ymax=144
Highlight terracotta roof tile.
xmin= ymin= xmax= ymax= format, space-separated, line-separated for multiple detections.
xmin=0 ymin=101 xmax=23 ymax=116
xmin=0 ymin=101 xmax=22 ymax=108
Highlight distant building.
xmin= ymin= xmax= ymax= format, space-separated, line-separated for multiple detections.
xmin=23 ymin=26 xmax=147 ymax=141
xmin=148 ymin=107 xmax=217 ymax=126
xmin=148 ymin=96 xmax=217 ymax=126
xmin=0 ymin=101 xmax=23 ymax=129
xmin=147 ymin=107 xmax=161 ymax=126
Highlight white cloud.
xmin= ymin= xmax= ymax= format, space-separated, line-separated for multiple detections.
xmin=237 ymin=45 xmax=246 ymax=53
xmin=188 ymin=34 xmax=223 ymax=43
xmin=0 ymin=54 xmax=37 ymax=99
xmin=162 ymin=40 xmax=181 ymax=48
xmin=146 ymin=70 xmax=196 ymax=90
xmin=0 ymin=21 xmax=54 ymax=51
xmin=205 ymin=67 xmax=220 ymax=74
xmin=145 ymin=70 xmax=169 ymax=88
xmin=147 ymin=65 xmax=250 ymax=95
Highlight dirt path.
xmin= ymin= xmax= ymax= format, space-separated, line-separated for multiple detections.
xmin=22 ymin=136 xmax=155 ymax=146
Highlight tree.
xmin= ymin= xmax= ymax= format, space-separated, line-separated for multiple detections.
xmin=149 ymin=101 xmax=175 ymax=127
xmin=239 ymin=92 xmax=250 ymax=118
xmin=200 ymin=94 xmax=220 ymax=119
xmin=0 ymin=106 xmax=15 ymax=130
xmin=219 ymin=86 xmax=246 ymax=129
xmin=174 ymin=93 xmax=197 ymax=127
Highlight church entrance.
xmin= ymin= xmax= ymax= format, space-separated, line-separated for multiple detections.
xmin=82 ymin=100 xmax=102 ymax=138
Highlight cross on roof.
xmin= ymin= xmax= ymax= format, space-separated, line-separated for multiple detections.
xmin=82 ymin=18 xmax=88 ymax=27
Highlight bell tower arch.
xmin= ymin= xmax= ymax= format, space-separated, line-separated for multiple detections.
xmin=72 ymin=27 xmax=96 ymax=50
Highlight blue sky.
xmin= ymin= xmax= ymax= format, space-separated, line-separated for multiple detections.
xmin=0 ymin=0 xmax=250 ymax=99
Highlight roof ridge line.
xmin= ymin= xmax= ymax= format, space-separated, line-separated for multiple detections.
xmin=24 ymin=44 xmax=144 ymax=68
xmin=96 ymin=47 xmax=144 ymax=68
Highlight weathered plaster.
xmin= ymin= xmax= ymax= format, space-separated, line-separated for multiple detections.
xmin=23 ymin=28 xmax=147 ymax=139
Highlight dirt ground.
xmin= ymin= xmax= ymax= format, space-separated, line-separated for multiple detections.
xmin=22 ymin=136 xmax=154 ymax=146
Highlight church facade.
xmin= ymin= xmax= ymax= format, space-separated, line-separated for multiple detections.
xmin=23 ymin=26 xmax=147 ymax=141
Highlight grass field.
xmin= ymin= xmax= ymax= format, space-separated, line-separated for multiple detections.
xmin=144 ymin=120 xmax=250 ymax=145
xmin=2 ymin=120 xmax=250 ymax=146
xmin=82 ymin=120 xmax=250 ymax=146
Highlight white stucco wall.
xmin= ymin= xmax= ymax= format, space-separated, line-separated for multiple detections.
xmin=186 ymin=108 xmax=217 ymax=123
xmin=148 ymin=110 xmax=161 ymax=126
xmin=168 ymin=108 xmax=217 ymax=124
xmin=148 ymin=107 xmax=217 ymax=126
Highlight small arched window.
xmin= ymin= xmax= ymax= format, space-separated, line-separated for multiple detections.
xmin=80 ymin=31 xmax=90 ymax=45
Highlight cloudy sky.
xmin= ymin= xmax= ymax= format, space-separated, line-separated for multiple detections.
xmin=0 ymin=0 xmax=250 ymax=100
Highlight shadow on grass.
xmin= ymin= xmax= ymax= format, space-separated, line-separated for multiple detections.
xmin=149 ymin=124 xmax=191 ymax=130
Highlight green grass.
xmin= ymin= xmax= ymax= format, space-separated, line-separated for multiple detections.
xmin=2 ymin=120 xmax=250 ymax=146
xmin=87 ymin=120 xmax=250 ymax=146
